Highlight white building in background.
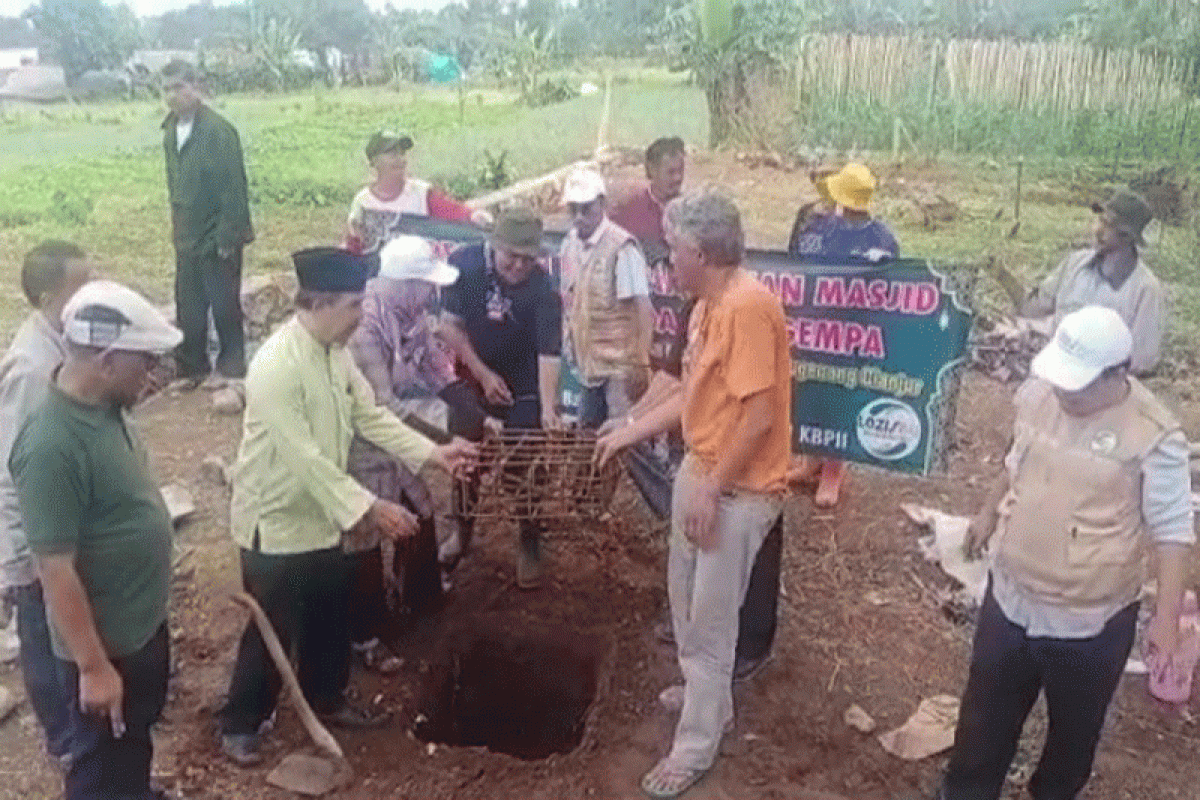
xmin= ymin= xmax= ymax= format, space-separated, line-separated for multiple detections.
xmin=128 ymin=49 xmax=198 ymax=73
xmin=0 ymin=48 xmax=37 ymax=70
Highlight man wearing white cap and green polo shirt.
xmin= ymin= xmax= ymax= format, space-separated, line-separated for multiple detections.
xmin=9 ymin=280 xmax=183 ymax=800
xmin=559 ymin=166 xmax=655 ymax=428
xmin=942 ymin=305 xmax=1194 ymax=800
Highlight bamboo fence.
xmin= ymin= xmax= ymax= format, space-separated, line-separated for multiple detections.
xmin=796 ymin=34 xmax=1186 ymax=119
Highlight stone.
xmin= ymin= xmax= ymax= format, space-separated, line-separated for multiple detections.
xmin=844 ymin=703 xmax=877 ymax=734
xmin=159 ymin=484 xmax=196 ymax=524
xmin=0 ymin=686 xmax=20 ymax=723
xmin=200 ymin=455 xmax=230 ymax=487
xmin=212 ymin=384 xmax=245 ymax=415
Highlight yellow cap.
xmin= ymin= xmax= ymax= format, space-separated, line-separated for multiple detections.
xmin=824 ymin=163 xmax=877 ymax=212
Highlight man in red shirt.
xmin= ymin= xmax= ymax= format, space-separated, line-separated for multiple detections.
xmin=612 ymin=137 xmax=686 ymax=266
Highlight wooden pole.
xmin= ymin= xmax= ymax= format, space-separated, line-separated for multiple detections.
xmin=231 ymin=593 xmax=344 ymax=761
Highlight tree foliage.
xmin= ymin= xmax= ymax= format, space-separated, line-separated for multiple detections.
xmin=26 ymin=0 xmax=140 ymax=84
xmin=664 ymin=0 xmax=813 ymax=146
xmin=1071 ymin=0 xmax=1200 ymax=97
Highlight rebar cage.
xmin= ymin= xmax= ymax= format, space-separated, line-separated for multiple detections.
xmin=454 ymin=429 xmax=621 ymax=525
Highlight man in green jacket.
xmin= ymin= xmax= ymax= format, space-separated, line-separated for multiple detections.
xmin=161 ymin=59 xmax=253 ymax=388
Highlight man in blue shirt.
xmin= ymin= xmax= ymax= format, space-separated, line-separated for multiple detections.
xmin=787 ymin=162 xmax=899 ymax=507
xmin=440 ymin=206 xmax=563 ymax=589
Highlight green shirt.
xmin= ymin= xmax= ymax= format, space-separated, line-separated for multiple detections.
xmin=230 ymin=317 xmax=436 ymax=555
xmin=163 ymin=104 xmax=253 ymax=254
xmin=9 ymin=385 xmax=172 ymax=660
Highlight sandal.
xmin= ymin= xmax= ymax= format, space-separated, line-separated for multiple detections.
xmin=641 ymin=759 xmax=708 ymax=799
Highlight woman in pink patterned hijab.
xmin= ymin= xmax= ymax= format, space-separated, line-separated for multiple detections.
xmin=344 ymin=236 xmax=466 ymax=673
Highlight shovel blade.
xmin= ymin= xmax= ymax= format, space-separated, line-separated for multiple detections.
xmin=266 ymin=753 xmax=341 ymax=796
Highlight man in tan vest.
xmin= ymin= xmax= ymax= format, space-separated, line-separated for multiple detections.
xmin=558 ymin=167 xmax=654 ymax=428
xmin=942 ymin=305 xmax=1193 ymax=800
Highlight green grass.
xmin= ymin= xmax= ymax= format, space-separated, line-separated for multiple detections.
xmin=0 ymin=83 xmax=708 ymax=337
xmin=2 ymin=80 xmax=1198 ymax=363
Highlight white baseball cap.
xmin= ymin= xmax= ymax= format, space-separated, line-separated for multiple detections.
xmin=62 ymin=280 xmax=183 ymax=353
xmin=562 ymin=167 xmax=607 ymax=205
xmin=377 ymin=236 xmax=459 ymax=286
xmin=1031 ymin=306 xmax=1132 ymax=391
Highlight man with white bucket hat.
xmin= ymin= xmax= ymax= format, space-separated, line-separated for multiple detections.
xmin=942 ymin=305 xmax=1194 ymax=800
xmin=10 ymin=280 xmax=182 ymax=800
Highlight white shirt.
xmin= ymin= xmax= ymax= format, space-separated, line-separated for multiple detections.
xmin=175 ymin=118 xmax=194 ymax=151
xmin=347 ymin=180 xmax=432 ymax=253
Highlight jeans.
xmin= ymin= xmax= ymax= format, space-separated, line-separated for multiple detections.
xmin=666 ymin=456 xmax=783 ymax=771
xmin=219 ymin=545 xmax=352 ymax=735
xmin=174 ymin=244 xmax=245 ymax=379
xmin=11 ymin=581 xmax=71 ymax=757
xmin=941 ymin=583 xmax=1138 ymax=800
xmin=579 ymin=376 xmax=632 ymax=429
xmin=623 ymin=442 xmax=783 ymax=662
xmin=60 ymin=623 xmax=169 ymax=800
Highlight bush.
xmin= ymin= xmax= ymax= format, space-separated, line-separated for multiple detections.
xmin=524 ymin=77 xmax=579 ymax=108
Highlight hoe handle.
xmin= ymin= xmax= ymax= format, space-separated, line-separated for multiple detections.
xmin=232 ymin=591 xmax=345 ymax=760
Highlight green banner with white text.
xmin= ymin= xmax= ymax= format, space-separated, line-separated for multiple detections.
xmin=394 ymin=215 xmax=975 ymax=476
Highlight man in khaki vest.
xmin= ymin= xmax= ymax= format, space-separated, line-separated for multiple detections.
xmin=942 ymin=305 xmax=1193 ymax=800
xmin=558 ymin=167 xmax=654 ymax=428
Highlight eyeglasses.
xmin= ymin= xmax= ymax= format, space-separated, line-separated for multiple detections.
xmin=567 ymin=201 xmax=599 ymax=217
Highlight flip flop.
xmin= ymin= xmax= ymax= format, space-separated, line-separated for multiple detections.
xmin=641 ymin=759 xmax=708 ymax=799
xmin=814 ymin=459 xmax=848 ymax=507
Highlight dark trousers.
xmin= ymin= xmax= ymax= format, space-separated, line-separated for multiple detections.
xmin=12 ymin=581 xmax=72 ymax=758
xmin=174 ymin=245 xmax=245 ymax=380
xmin=219 ymin=546 xmax=352 ymax=735
xmin=624 ymin=443 xmax=783 ymax=661
xmin=942 ymin=584 xmax=1138 ymax=800
xmin=347 ymin=513 xmax=442 ymax=646
xmin=736 ymin=515 xmax=782 ymax=661
xmin=60 ymin=623 xmax=169 ymax=800
xmin=449 ymin=392 xmax=544 ymax=557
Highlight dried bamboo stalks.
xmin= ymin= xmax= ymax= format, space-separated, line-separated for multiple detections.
xmin=797 ymin=33 xmax=1184 ymax=120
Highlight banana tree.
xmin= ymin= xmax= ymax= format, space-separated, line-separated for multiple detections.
xmin=664 ymin=0 xmax=812 ymax=147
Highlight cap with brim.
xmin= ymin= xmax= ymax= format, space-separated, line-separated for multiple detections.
xmin=1030 ymin=305 xmax=1132 ymax=391
xmin=562 ymin=167 xmax=607 ymax=205
xmin=490 ymin=206 xmax=547 ymax=258
xmin=1090 ymin=190 xmax=1153 ymax=246
xmin=62 ymin=279 xmax=183 ymax=353
xmin=366 ymin=131 xmax=414 ymax=161
xmin=824 ymin=163 xmax=877 ymax=212
xmin=1031 ymin=345 xmax=1105 ymax=392
xmin=293 ymin=247 xmax=377 ymax=292
xmin=378 ymin=235 xmax=459 ymax=285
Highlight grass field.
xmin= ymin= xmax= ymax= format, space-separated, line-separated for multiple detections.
xmin=0 ymin=82 xmax=707 ymax=334
xmin=1 ymin=80 xmax=1198 ymax=358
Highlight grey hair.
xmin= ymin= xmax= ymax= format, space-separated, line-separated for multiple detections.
xmin=663 ymin=188 xmax=744 ymax=266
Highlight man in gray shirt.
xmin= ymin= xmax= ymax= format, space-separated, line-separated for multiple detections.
xmin=942 ymin=305 xmax=1193 ymax=800
xmin=0 ymin=241 xmax=93 ymax=762
xmin=998 ymin=190 xmax=1164 ymax=374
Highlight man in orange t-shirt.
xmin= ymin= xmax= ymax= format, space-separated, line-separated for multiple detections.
xmin=605 ymin=190 xmax=791 ymax=798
